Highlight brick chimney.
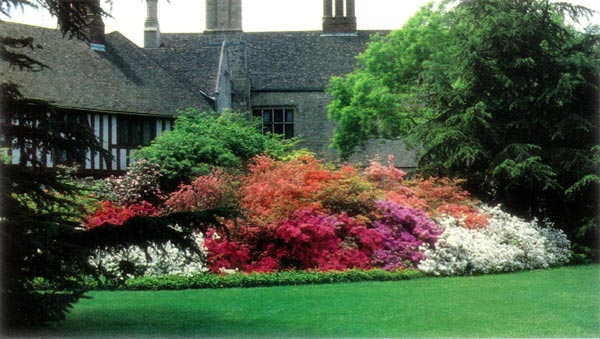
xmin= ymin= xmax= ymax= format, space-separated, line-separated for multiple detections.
xmin=205 ymin=0 xmax=242 ymax=34
xmin=323 ymin=0 xmax=356 ymax=33
xmin=86 ymin=0 xmax=105 ymax=51
xmin=144 ymin=0 xmax=161 ymax=48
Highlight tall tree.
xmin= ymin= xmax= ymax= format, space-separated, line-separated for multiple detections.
xmin=328 ymin=0 xmax=600 ymax=259
xmin=1 ymin=0 xmax=107 ymax=330
xmin=0 ymin=0 xmax=229 ymax=331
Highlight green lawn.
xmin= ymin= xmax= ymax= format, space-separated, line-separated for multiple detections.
xmin=47 ymin=265 xmax=599 ymax=338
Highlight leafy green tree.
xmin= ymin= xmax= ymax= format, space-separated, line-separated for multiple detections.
xmin=328 ymin=0 xmax=599 ymax=259
xmin=135 ymin=108 xmax=297 ymax=189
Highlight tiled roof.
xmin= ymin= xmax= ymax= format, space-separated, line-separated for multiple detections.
xmin=155 ymin=30 xmax=388 ymax=93
xmin=142 ymin=45 xmax=222 ymax=98
xmin=246 ymin=31 xmax=385 ymax=91
xmin=0 ymin=22 xmax=211 ymax=116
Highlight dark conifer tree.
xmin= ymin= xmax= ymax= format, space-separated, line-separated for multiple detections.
xmin=1 ymin=0 xmax=232 ymax=331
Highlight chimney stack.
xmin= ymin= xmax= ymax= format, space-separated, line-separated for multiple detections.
xmin=144 ymin=0 xmax=161 ymax=48
xmin=205 ymin=0 xmax=242 ymax=34
xmin=86 ymin=0 xmax=105 ymax=51
xmin=322 ymin=0 xmax=356 ymax=33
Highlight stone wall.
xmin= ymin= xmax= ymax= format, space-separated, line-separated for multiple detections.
xmin=250 ymin=91 xmax=418 ymax=168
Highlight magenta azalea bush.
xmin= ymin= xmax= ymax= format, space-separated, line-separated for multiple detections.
xmin=372 ymin=200 xmax=442 ymax=270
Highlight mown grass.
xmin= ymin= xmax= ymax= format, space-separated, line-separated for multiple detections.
xmin=46 ymin=265 xmax=599 ymax=338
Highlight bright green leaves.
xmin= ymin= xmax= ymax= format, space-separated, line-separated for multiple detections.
xmin=135 ymin=109 xmax=296 ymax=189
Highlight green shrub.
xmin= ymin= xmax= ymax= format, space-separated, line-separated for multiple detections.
xmin=31 ymin=269 xmax=425 ymax=291
xmin=135 ymin=109 xmax=297 ymax=189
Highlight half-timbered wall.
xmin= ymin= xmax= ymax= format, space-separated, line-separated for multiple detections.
xmin=6 ymin=111 xmax=173 ymax=174
xmin=85 ymin=112 xmax=173 ymax=172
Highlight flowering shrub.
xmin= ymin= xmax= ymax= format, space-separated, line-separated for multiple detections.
xmin=204 ymin=229 xmax=254 ymax=273
xmin=95 ymin=159 xmax=165 ymax=206
xmin=317 ymin=166 xmax=379 ymax=216
xmin=271 ymin=209 xmax=381 ymax=271
xmin=89 ymin=233 xmax=207 ymax=280
xmin=371 ymin=200 xmax=442 ymax=270
xmin=84 ymin=154 xmax=572 ymax=278
xmin=165 ymin=170 xmax=238 ymax=213
xmin=437 ymin=203 xmax=488 ymax=229
xmin=239 ymin=155 xmax=337 ymax=224
xmin=364 ymin=155 xmax=406 ymax=191
xmin=418 ymin=205 xmax=571 ymax=275
xmin=205 ymin=209 xmax=381 ymax=273
xmin=85 ymin=200 xmax=160 ymax=229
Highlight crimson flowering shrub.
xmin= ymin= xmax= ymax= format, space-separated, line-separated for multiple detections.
xmin=271 ymin=208 xmax=381 ymax=270
xmin=85 ymin=201 xmax=160 ymax=229
xmin=371 ymin=200 xmax=442 ymax=270
xmin=204 ymin=229 xmax=253 ymax=273
xmin=204 ymin=208 xmax=381 ymax=272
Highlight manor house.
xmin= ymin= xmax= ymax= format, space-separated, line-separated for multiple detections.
xmin=2 ymin=0 xmax=416 ymax=175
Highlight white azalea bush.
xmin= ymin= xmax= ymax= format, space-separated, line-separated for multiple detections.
xmin=418 ymin=205 xmax=571 ymax=275
xmin=89 ymin=233 xmax=208 ymax=280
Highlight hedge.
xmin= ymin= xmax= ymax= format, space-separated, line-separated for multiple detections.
xmin=121 ymin=269 xmax=425 ymax=290
xmin=34 ymin=269 xmax=425 ymax=291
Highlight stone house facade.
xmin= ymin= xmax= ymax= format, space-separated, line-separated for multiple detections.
xmin=142 ymin=0 xmax=417 ymax=168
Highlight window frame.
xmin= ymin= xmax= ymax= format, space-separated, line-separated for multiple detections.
xmin=252 ymin=106 xmax=295 ymax=139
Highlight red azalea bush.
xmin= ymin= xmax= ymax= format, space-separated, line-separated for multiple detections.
xmin=271 ymin=208 xmax=381 ymax=271
xmin=204 ymin=208 xmax=382 ymax=272
xmin=85 ymin=200 xmax=160 ymax=229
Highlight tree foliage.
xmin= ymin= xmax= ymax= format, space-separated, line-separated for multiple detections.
xmin=327 ymin=0 xmax=600 ymax=258
xmin=0 ymin=0 xmax=109 ymax=330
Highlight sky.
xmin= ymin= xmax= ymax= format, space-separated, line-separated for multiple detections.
xmin=3 ymin=0 xmax=599 ymax=47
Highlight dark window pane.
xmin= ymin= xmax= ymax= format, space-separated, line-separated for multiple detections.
xmin=263 ymin=125 xmax=273 ymax=134
xmin=273 ymin=124 xmax=284 ymax=135
xmin=284 ymin=124 xmax=294 ymax=139
xmin=117 ymin=116 xmax=155 ymax=146
xmin=142 ymin=120 xmax=153 ymax=145
xmin=263 ymin=110 xmax=272 ymax=123
xmin=252 ymin=109 xmax=261 ymax=117
xmin=117 ymin=117 xmax=129 ymax=145
xmin=132 ymin=121 xmax=142 ymax=145
xmin=274 ymin=109 xmax=284 ymax=122
xmin=285 ymin=109 xmax=294 ymax=122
